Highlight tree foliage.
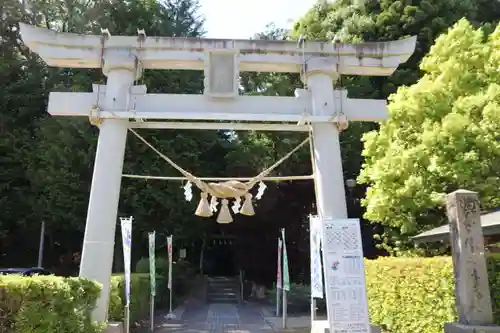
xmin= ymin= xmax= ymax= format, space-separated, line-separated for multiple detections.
xmin=359 ymin=19 xmax=500 ymax=254
xmin=0 ymin=0 xmax=228 ymax=269
xmin=2 ymin=0 xmax=500 ymax=282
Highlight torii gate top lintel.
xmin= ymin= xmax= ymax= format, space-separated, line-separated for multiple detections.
xmin=19 ymin=23 xmax=416 ymax=76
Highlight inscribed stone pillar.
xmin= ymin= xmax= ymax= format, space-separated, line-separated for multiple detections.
xmin=446 ymin=189 xmax=494 ymax=326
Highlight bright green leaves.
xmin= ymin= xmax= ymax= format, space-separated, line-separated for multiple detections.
xmin=359 ymin=20 xmax=500 ymax=253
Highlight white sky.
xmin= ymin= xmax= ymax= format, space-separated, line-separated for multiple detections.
xmin=199 ymin=0 xmax=318 ymax=39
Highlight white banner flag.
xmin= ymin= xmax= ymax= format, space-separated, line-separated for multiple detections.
xmin=167 ymin=235 xmax=173 ymax=290
xmin=277 ymin=238 xmax=282 ymax=289
xmin=148 ymin=232 xmax=156 ymax=297
xmin=120 ymin=216 xmax=133 ymax=306
xmin=310 ymin=215 xmax=324 ymax=298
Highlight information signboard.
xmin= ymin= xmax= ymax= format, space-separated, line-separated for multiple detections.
xmin=321 ymin=218 xmax=370 ymax=333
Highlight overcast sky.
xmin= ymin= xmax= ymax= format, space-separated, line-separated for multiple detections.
xmin=199 ymin=0 xmax=317 ymax=39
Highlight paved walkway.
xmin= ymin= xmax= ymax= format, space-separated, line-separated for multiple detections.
xmin=156 ymin=302 xmax=275 ymax=333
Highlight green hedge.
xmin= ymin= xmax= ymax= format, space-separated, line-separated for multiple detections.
xmin=109 ymin=258 xmax=197 ymax=327
xmin=108 ymin=273 xmax=166 ymax=325
xmin=135 ymin=257 xmax=196 ymax=307
xmin=366 ymin=256 xmax=500 ymax=333
xmin=0 ymin=275 xmax=104 ymax=333
xmin=0 ymin=273 xmax=165 ymax=333
xmin=0 ymin=261 xmax=197 ymax=333
xmin=365 ymin=257 xmax=456 ymax=333
xmin=268 ymin=255 xmax=500 ymax=333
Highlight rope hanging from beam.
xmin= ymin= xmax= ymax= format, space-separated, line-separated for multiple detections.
xmin=122 ymin=174 xmax=314 ymax=181
xmin=128 ymin=128 xmax=311 ymax=224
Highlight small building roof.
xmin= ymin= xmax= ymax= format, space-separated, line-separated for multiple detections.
xmin=413 ymin=209 xmax=500 ymax=243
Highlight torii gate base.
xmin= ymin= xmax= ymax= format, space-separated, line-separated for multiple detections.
xmin=20 ymin=24 xmax=416 ymax=333
xmin=312 ymin=321 xmax=381 ymax=333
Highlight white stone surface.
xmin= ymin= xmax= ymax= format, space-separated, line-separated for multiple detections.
xmin=446 ymin=190 xmax=494 ymax=325
xmin=311 ymin=320 xmax=381 ymax=333
xmin=47 ymin=88 xmax=387 ymax=123
xmin=79 ymin=55 xmax=137 ymax=322
xmin=307 ymin=69 xmax=348 ymax=219
xmin=19 ymin=23 xmax=416 ymax=75
xmin=204 ymin=51 xmax=239 ymax=98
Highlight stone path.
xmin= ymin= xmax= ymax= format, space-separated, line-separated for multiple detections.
xmin=156 ymin=302 xmax=275 ymax=333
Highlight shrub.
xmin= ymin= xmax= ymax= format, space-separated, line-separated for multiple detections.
xmin=487 ymin=253 xmax=500 ymax=322
xmin=135 ymin=257 xmax=169 ymax=277
xmin=267 ymin=283 xmax=326 ymax=315
xmin=0 ymin=268 xmax=193 ymax=333
xmin=0 ymin=275 xmax=104 ymax=333
xmin=267 ymin=255 xmax=500 ymax=333
xmin=108 ymin=273 xmax=165 ymax=326
xmin=135 ymin=257 xmax=195 ymax=305
xmin=365 ymin=257 xmax=456 ymax=333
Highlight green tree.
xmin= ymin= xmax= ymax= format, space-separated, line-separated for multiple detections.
xmin=293 ymin=0 xmax=500 ymax=98
xmin=0 ymin=0 xmax=228 ymax=269
xmin=358 ymin=19 xmax=500 ymax=254
xmin=290 ymin=0 xmax=500 ymax=186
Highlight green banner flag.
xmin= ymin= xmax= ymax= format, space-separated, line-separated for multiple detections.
xmin=281 ymin=228 xmax=290 ymax=291
xmin=148 ymin=232 xmax=156 ymax=296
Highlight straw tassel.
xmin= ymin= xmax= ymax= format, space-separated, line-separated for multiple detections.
xmin=195 ymin=192 xmax=212 ymax=217
xmin=217 ymin=199 xmax=233 ymax=224
xmin=239 ymin=193 xmax=255 ymax=216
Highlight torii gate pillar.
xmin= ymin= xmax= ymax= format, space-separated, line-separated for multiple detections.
xmin=80 ymin=52 xmax=138 ymax=322
xmin=305 ymin=59 xmax=348 ymax=219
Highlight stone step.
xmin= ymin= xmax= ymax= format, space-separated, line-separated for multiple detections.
xmin=206 ymin=276 xmax=240 ymax=303
xmin=208 ymin=285 xmax=238 ymax=289
xmin=208 ymin=290 xmax=238 ymax=294
xmin=207 ymin=289 xmax=239 ymax=295
xmin=207 ymin=280 xmax=238 ymax=285
xmin=208 ymin=296 xmax=239 ymax=303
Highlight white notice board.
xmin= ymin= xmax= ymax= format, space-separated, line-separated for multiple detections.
xmin=321 ymin=218 xmax=370 ymax=333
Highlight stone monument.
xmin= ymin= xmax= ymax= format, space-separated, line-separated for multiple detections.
xmin=445 ymin=189 xmax=499 ymax=333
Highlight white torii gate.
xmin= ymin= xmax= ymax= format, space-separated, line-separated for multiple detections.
xmin=19 ymin=23 xmax=416 ymax=332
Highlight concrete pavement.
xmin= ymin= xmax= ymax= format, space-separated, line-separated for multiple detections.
xmin=155 ymin=302 xmax=276 ymax=333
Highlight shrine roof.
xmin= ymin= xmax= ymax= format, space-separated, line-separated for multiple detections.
xmin=413 ymin=209 xmax=500 ymax=243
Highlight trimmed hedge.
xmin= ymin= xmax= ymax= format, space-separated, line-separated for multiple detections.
xmin=365 ymin=257 xmax=456 ymax=333
xmin=0 ymin=275 xmax=104 ymax=333
xmin=365 ymin=256 xmax=500 ymax=333
xmin=268 ymin=255 xmax=500 ymax=333
xmin=135 ymin=257 xmax=196 ymax=307
xmin=0 ymin=273 xmax=165 ymax=333
xmin=108 ymin=273 xmax=166 ymax=325
xmin=0 ymin=259 xmax=196 ymax=333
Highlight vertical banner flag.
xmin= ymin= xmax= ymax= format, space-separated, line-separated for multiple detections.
xmin=310 ymin=216 xmax=324 ymax=298
xmin=148 ymin=231 xmax=156 ymax=297
xmin=281 ymin=228 xmax=290 ymax=292
xmin=167 ymin=235 xmax=173 ymax=290
xmin=120 ymin=216 xmax=133 ymax=306
xmin=277 ymin=238 xmax=283 ymax=289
